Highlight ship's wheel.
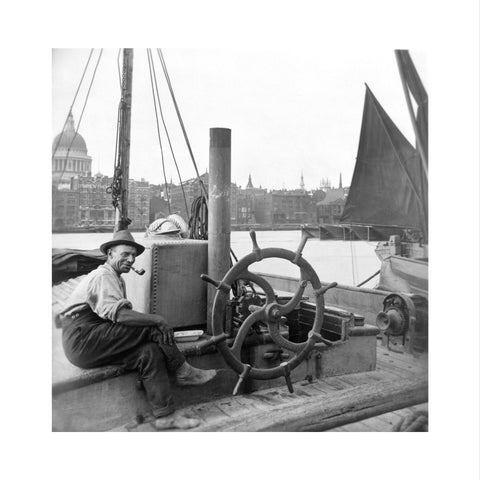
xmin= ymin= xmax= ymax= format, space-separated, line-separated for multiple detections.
xmin=200 ymin=229 xmax=337 ymax=395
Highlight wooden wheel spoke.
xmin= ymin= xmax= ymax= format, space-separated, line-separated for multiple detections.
xmin=230 ymin=309 xmax=266 ymax=358
xmin=278 ymin=280 xmax=308 ymax=314
xmin=268 ymin=322 xmax=306 ymax=353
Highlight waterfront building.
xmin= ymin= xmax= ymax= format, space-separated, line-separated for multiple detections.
xmin=52 ymin=184 xmax=79 ymax=229
xmin=270 ymin=189 xmax=316 ymax=224
xmin=316 ymin=187 xmax=347 ymax=224
xmin=128 ymin=178 xmax=150 ymax=229
xmin=75 ymin=173 xmax=115 ymax=228
xmin=235 ymin=174 xmax=269 ymax=224
xmin=75 ymin=174 xmax=150 ymax=230
xmin=169 ymin=173 xmax=239 ymax=224
xmin=169 ymin=173 xmax=209 ymax=219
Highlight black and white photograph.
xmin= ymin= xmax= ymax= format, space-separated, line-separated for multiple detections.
xmin=51 ymin=47 xmax=429 ymax=433
xmin=2 ymin=1 xmax=479 ymax=479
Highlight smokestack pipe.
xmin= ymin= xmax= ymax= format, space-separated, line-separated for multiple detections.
xmin=207 ymin=128 xmax=231 ymax=334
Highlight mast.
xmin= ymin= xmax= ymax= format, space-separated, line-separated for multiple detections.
xmin=394 ymin=50 xmax=428 ymax=242
xmin=114 ymin=48 xmax=134 ymax=231
xmin=394 ymin=50 xmax=428 ymax=176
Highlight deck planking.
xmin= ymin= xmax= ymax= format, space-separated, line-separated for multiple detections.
xmin=113 ymin=343 xmax=428 ymax=432
xmin=328 ymin=403 xmax=428 ymax=432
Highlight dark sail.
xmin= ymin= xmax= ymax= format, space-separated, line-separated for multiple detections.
xmin=340 ymin=85 xmax=428 ymax=236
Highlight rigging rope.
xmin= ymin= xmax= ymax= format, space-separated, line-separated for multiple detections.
xmin=356 ymin=269 xmax=380 ymax=288
xmin=52 ymin=49 xmax=94 ymax=161
xmin=116 ymin=48 xmax=122 ymax=90
xmin=156 ymin=49 xmax=244 ymax=281
xmin=146 ymin=49 xmax=171 ymax=214
xmin=348 ymin=227 xmax=358 ymax=285
xmin=157 ymin=49 xmax=208 ymax=199
xmin=148 ymin=49 xmax=189 ymax=218
xmin=54 ymin=49 xmax=103 ymax=204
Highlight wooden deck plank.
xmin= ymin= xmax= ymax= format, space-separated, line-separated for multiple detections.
xmin=377 ymin=357 xmax=427 ymax=372
xmin=377 ymin=349 xmax=428 ymax=370
xmin=351 ymin=370 xmax=393 ymax=383
xmin=335 ymin=403 xmax=428 ymax=432
xmin=308 ymin=381 xmax=337 ymax=394
xmin=215 ymin=400 xmax=250 ymax=417
xmin=375 ymin=411 xmax=404 ymax=423
xmin=193 ymin=377 xmax=428 ymax=432
xmin=357 ymin=415 xmax=396 ymax=431
xmin=376 ymin=361 xmax=422 ymax=379
xmin=189 ymin=403 xmax=230 ymax=423
xmin=339 ymin=371 xmax=385 ymax=387
xmin=384 ymin=354 xmax=426 ymax=370
xmin=332 ymin=375 xmax=359 ymax=387
xmin=318 ymin=377 xmax=350 ymax=390
xmin=338 ymin=421 xmax=369 ymax=432
xmin=393 ymin=403 xmax=428 ymax=417
xmin=376 ymin=363 xmax=418 ymax=379
xmin=225 ymin=395 xmax=269 ymax=412
xmin=231 ymin=394 xmax=274 ymax=412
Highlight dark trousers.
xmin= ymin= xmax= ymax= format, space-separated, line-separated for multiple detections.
xmin=62 ymin=309 xmax=185 ymax=416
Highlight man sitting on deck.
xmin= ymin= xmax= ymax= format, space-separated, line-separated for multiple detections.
xmin=61 ymin=229 xmax=216 ymax=423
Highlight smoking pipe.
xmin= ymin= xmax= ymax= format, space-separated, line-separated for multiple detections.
xmin=130 ymin=266 xmax=145 ymax=275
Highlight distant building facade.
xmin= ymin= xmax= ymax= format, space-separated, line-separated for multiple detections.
xmin=52 ymin=119 xmax=349 ymax=231
xmin=75 ymin=173 xmax=114 ymax=228
xmin=316 ymin=187 xmax=348 ymax=224
xmin=168 ymin=173 xmax=239 ymax=224
xmin=52 ymin=186 xmax=80 ymax=229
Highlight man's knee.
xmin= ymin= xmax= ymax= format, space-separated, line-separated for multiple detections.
xmin=137 ymin=342 xmax=166 ymax=370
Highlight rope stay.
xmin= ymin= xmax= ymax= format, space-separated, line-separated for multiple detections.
xmin=116 ymin=48 xmax=122 ymax=90
xmin=146 ymin=49 xmax=171 ymax=214
xmin=348 ymin=228 xmax=358 ymax=285
xmin=52 ymin=49 xmax=94 ymax=161
xmin=53 ymin=49 xmax=103 ymax=204
xmin=157 ymin=49 xmax=208 ymax=199
xmin=155 ymin=49 xmax=214 ymax=246
xmin=147 ymin=49 xmax=189 ymax=218
xmin=155 ymin=49 xmax=243 ymax=280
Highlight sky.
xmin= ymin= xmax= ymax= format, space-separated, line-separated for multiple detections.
xmin=52 ymin=48 xmax=426 ymax=191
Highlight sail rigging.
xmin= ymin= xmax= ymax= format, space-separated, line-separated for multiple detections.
xmin=340 ymin=85 xmax=428 ymax=239
xmin=395 ymin=50 xmax=428 ymax=169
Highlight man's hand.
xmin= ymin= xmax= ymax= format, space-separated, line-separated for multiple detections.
xmin=116 ymin=309 xmax=176 ymax=345
xmin=155 ymin=319 xmax=175 ymax=346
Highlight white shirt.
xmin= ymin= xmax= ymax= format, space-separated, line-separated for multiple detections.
xmin=61 ymin=263 xmax=132 ymax=322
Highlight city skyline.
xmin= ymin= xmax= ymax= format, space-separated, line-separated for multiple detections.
xmin=70 ymin=167 xmax=345 ymax=192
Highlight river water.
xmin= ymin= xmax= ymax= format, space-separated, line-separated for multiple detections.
xmin=52 ymin=230 xmax=380 ymax=287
